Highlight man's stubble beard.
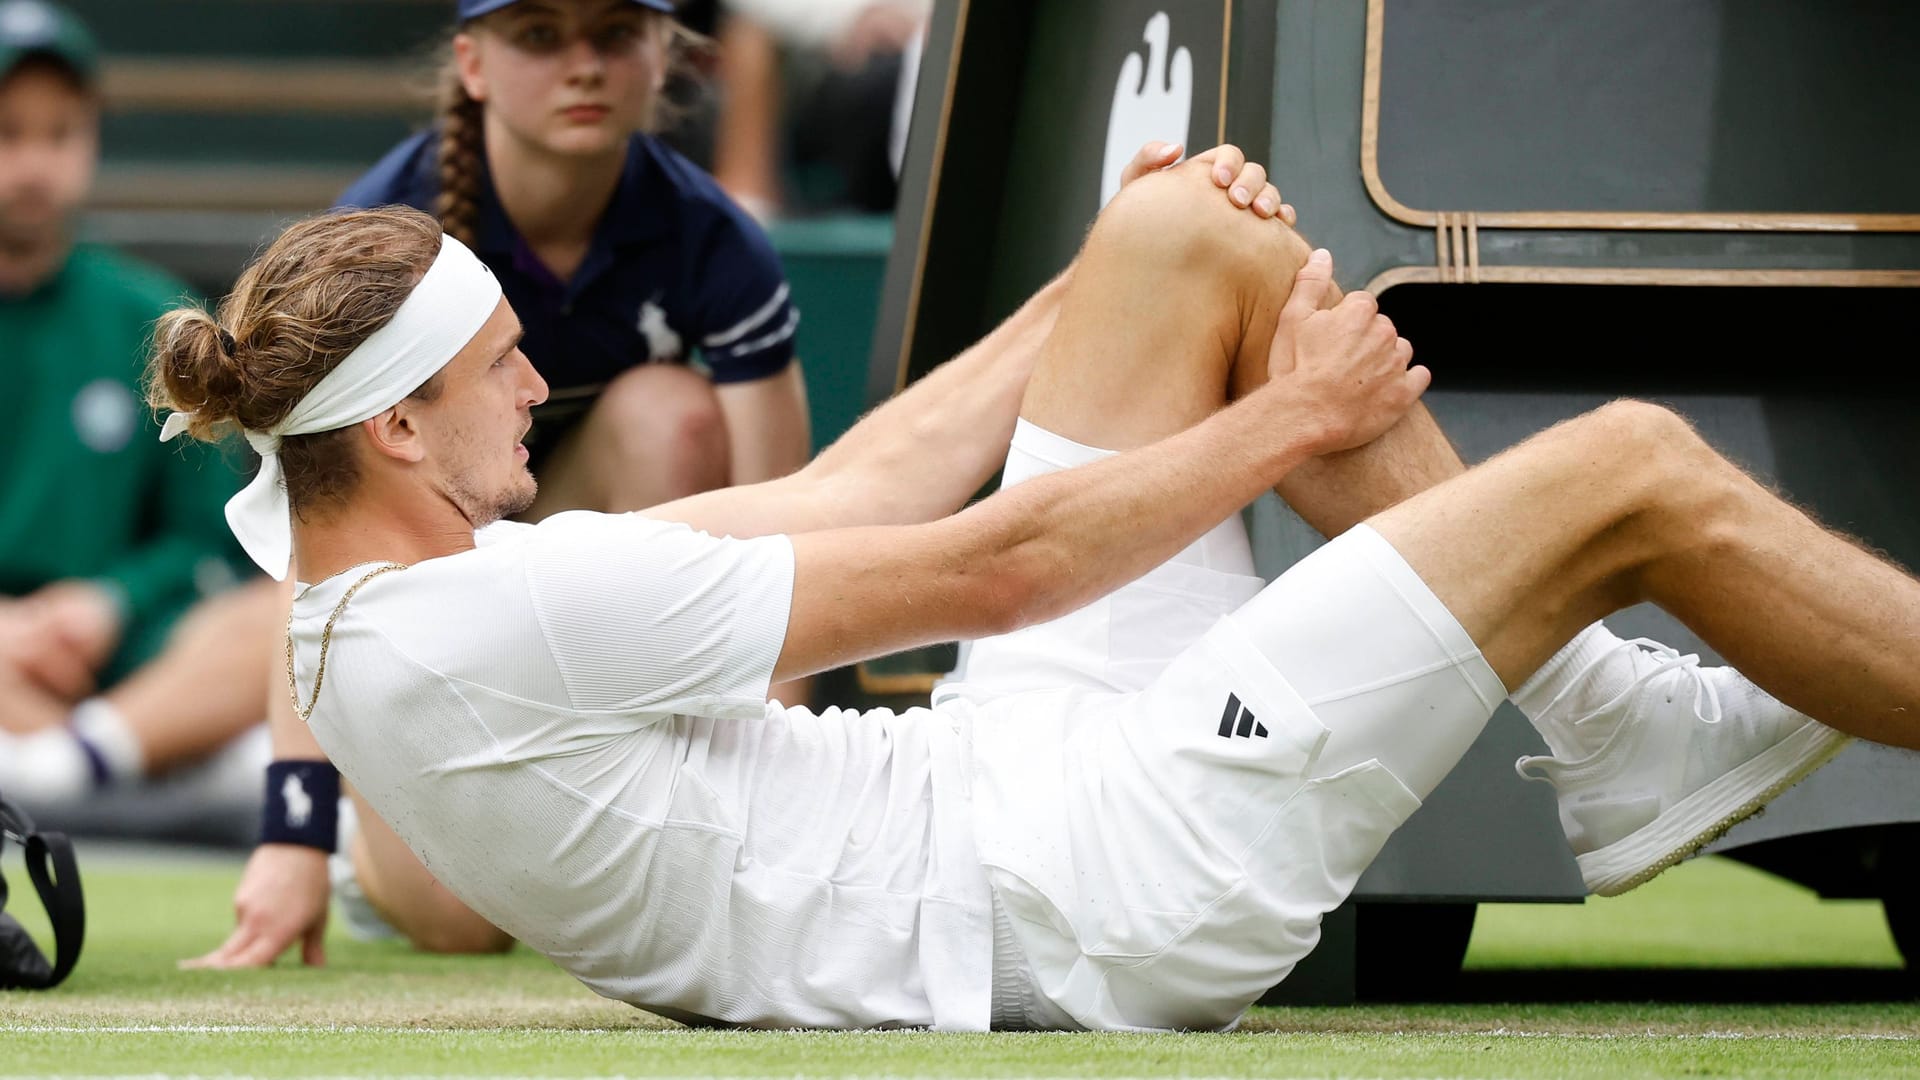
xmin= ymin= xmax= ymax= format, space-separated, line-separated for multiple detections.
xmin=500 ymin=472 xmax=539 ymax=522
xmin=450 ymin=468 xmax=539 ymax=529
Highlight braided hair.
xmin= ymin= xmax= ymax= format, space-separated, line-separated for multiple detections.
xmin=434 ymin=57 xmax=486 ymax=248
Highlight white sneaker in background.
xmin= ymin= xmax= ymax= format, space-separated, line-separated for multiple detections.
xmin=1516 ymin=639 xmax=1852 ymax=897
xmin=329 ymin=797 xmax=400 ymax=942
xmin=0 ymin=726 xmax=91 ymax=804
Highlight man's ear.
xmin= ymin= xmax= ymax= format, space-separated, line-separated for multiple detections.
xmin=362 ymin=405 xmax=426 ymax=464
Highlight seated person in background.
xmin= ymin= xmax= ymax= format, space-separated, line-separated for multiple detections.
xmin=340 ymin=0 xmax=811 ymax=521
xmin=0 ymin=0 xmax=276 ymax=808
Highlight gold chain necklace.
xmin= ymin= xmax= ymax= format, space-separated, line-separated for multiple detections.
xmin=285 ymin=562 xmax=408 ymax=723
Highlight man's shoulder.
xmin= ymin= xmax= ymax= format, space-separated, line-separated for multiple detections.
xmin=311 ymin=546 xmax=548 ymax=684
xmin=515 ymin=511 xmax=794 ymax=602
xmin=375 ymin=515 xmax=694 ymax=601
xmin=522 ymin=509 xmax=694 ymax=547
xmin=476 ymin=519 xmax=538 ymax=547
xmin=337 ymin=130 xmax=440 ymax=211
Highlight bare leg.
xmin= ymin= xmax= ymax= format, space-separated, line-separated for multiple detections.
xmin=986 ymin=162 xmax=1492 ymax=798
xmin=710 ymin=13 xmax=785 ymax=220
xmin=526 ymin=364 xmax=732 ymax=519
xmin=348 ymin=788 xmax=513 ymax=955
xmin=1020 ymin=160 xmax=1307 ymax=443
xmin=104 ymin=578 xmax=280 ymax=771
xmin=1009 ymin=162 xmax=1666 ymax=811
xmin=0 ymin=581 xmax=278 ymax=802
xmin=1370 ymin=400 xmax=1920 ymax=749
xmin=1027 ymin=160 xmax=1460 ymax=538
xmin=1272 ymin=410 xmax=1464 ymax=536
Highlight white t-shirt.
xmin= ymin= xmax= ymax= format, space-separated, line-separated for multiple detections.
xmin=293 ymin=512 xmax=993 ymax=1029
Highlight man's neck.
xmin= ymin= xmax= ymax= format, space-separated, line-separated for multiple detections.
xmin=484 ymin=120 xmax=625 ymax=253
xmin=291 ymin=493 xmax=480 ymax=585
xmin=0 ymin=230 xmax=71 ymax=297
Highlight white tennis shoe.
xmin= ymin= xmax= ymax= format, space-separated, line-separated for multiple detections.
xmin=1516 ymin=638 xmax=1852 ymax=897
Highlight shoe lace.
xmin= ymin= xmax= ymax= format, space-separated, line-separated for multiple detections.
xmin=1581 ymin=638 xmax=1724 ymax=728
xmin=1515 ymin=638 xmax=1725 ymax=784
xmin=1532 ymin=637 xmax=1725 ymax=732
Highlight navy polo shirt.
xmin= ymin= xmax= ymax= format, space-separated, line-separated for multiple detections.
xmin=338 ymin=131 xmax=798 ymax=429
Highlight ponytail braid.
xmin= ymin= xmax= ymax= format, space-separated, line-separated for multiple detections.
xmin=435 ymin=58 xmax=485 ymax=247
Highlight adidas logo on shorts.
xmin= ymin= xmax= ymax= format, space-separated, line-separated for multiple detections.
xmin=1216 ymin=693 xmax=1269 ymax=740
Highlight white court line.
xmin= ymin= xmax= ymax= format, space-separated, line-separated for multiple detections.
xmin=2 ymin=1024 xmax=1916 ymax=1040
xmin=4 ymin=1067 xmax=1919 ymax=1080
xmin=0 ymin=1068 xmax=1482 ymax=1076
xmin=2 ymin=1025 xmax=607 ymax=1035
xmin=0 ymin=1068 xmax=1466 ymax=1076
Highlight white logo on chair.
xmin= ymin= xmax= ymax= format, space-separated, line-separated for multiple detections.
xmin=283 ymin=774 xmax=313 ymax=829
xmin=1100 ymin=11 xmax=1193 ymax=209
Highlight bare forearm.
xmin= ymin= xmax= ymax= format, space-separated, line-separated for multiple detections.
xmin=806 ymin=271 xmax=1070 ymax=523
xmin=653 ymin=275 xmax=1067 ymax=539
xmin=776 ymin=389 xmax=1327 ymax=681
xmin=779 ymin=247 xmax=1424 ymax=679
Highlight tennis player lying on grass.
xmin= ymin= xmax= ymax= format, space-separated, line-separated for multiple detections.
xmin=153 ymin=150 xmax=1915 ymax=1032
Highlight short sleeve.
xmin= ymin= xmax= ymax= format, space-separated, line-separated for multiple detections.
xmin=692 ymin=205 xmax=799 ymax=384
xmin=521 ymin=512 xmax=795 ymax=719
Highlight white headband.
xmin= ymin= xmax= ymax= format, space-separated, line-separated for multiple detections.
xmin=160 ymin=234 xmax=503 ymax=581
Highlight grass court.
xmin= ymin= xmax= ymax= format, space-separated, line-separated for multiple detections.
xmin=2 ymin=847 xmax=1915 ymax=1078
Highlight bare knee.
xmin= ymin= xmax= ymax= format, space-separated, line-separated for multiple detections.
xmin=1092 ymin=160 xmax=1309 ymax=285
xmin=597 ymin=365 xmax=727 ymax=459
xmin=577 ymin=365 xmax=730 ymax=503
xmin=1579 ymin=400 xmax=1717 ymax=469
xmin=1574 ymin=400 xmax=1751 ymax=543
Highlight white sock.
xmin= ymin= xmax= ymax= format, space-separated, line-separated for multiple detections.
xmin=1508 ymin=622 xmax=1640 ymax=758
xmin=69 ymin=698 xmax=145 ymax=781
xmin=0 ymin=727 xmax=93 ymax=804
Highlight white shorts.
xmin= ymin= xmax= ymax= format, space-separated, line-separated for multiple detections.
xmin=947 ymin=420 xmax=1506 ymax=1032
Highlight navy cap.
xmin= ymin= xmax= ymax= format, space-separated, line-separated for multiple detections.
xmin=0 ymin=0 xmax=97 ymax=84
xmin=458 ymin=0 xmax=674 ymax=20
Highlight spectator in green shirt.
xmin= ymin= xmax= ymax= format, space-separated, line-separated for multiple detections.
xmin=0 ymin=0 xmax=276 ymax=806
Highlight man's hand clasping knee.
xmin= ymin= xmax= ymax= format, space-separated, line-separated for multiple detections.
xmin=1267 ymin=251 xmax=1426 ymax=452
